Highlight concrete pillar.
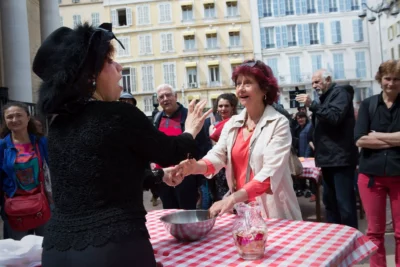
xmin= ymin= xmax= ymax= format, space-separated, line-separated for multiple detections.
xmin=40 ymin=0 xmax=61 ymax=41
xmin=0 ymin=0 xmax=33 ymax=103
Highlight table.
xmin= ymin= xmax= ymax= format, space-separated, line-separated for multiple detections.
xmin=147 ymin=209 xmax=377 ymax=267
xmin=297 ymin=158 xmax=323 ymax=222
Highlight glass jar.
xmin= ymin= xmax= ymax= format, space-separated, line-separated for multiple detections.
xmin=232 ymin=201 xmax=268 ymax=260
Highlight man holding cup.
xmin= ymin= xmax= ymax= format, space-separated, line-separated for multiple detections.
xmin=295 ymin=69 xmax=358 ymax=229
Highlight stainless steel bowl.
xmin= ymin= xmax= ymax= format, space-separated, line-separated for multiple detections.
xmin=160 ymin=210 xmax=217 ymax=241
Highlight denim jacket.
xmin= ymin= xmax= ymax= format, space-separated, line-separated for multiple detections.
xmin=0 ymin=134 xmax=48 ymax=198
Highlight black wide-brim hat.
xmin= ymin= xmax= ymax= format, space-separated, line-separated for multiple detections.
xmin=32 ymin=23 xmax=124 ymax=114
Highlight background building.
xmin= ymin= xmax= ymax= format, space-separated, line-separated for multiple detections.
xmin=0 ymin=0 xmax=59 ymax=106
xmin=252 ymin=0 xmax=375 ymax=113
xmin=101 ymin=0 xmax=254 ymax=116
xmin=59 ymin=0 xmax=105 ymax=28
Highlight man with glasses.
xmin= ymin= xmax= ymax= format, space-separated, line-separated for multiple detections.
xmin=153 ymin=84 xmax=211 ymax=209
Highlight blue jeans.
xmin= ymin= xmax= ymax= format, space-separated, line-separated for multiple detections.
xmin=322 ymin=166 xmax=358 ymax=229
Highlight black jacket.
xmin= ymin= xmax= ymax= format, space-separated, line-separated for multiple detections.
xmin=310 ymin=83 xmax=358 ymax=167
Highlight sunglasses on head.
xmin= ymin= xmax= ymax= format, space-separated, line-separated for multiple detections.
xmin=240 ymin=61 xmax=257 ymax=68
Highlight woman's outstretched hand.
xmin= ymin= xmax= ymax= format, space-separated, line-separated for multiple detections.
xmin=184 ymin=99 xmax=212 ymax=139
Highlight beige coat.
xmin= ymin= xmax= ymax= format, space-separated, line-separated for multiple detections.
xmin=204 ymin=105 xmax=302 ymax=220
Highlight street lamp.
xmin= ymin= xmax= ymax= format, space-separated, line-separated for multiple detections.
xmin=152 ymin=93 xmax=159 ymax=119
xmin=358 ymin=0 xmax=399 ymax=62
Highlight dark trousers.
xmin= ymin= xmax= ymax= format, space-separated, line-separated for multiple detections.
xmin=322 ymin=166 xmax=358 ymax=229
xmin=159 ymin=175 xmax=199 ymax=209
xmin=42 ymin=233 xmax=156 ymax=267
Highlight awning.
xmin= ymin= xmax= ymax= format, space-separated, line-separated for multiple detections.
xmin=203 ymin=0 xmax=215 ymax=5
xmin=183 ymin=31 xmax=195 ymax=36
xmin=205 ymin=29 xmax=217 ymax=35
xmin=180 ymin=1 xmax=192 ymax=6
xmin=230 ymin=58 xmax=243 ymax=64
xmin=188 ymin=95 xmax=200 ymax=100
xmin=207 ymin=60 xmax=219 ymax=66
xmin=185 ymin=62 xmax=197 ymax=67
xmin=229 ymin=27 xmax=240 ymax=33
xmin=210 ymin=94 xmax=219 ymax=99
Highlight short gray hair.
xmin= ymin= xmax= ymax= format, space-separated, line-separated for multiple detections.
xmin=156 ymin=84 xmax=176 ymax=95
xmin=321 ymin=70 xmax=333 ymax=82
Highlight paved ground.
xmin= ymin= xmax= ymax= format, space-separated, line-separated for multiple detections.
xmin=0 ymin=191 xmax=395 ymax=266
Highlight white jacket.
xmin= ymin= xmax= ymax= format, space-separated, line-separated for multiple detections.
xmin=204 ymin=105 xmax=302 ymax=220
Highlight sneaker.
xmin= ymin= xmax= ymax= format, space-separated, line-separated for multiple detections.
xmin=309 ymin=194 xmax=316 ymax=202
xmin=296 ymin=190 xmax=304 ymax=197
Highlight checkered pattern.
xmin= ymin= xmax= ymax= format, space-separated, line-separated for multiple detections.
xmin=148 ymin=210 xmax=377 ymax=267
xmin=300 ymin=159 xmax=322 ymax=182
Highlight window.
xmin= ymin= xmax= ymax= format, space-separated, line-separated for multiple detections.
xmin=258 ymin=0 xmax=273 ymax=17
xmin=60 ymin=16 xmax=63 ymax=26
xmin=289 ymin=56 xmax=301 ymax=83
xmin=351 ymin=0 xmax=360 ymax=10
xmin=226 ymin=1 xmax=238 ymax=17
xmin=163 ymin=63 xmax=176 ymax=88
xmin=391 ymin=47 xmax=395 ymax=59
xmin=159 ymin=3 xmax=172 ymax=23
xmin=397 ymin=22 xmax=400 ymax=37
xmin=72 ymin=0 xmax=79 ymax=3
xmin=311 ymin=54 xmax=322 ymax=73
xmin=121 ymin=68 xmax=137 ymax=93
xmin=143 ymin=97 xmax=153 ymax=112
xmin=209 ymin=65 xmax=220 ymax=86
xmin=204 ymin=3 xmax=216 ymax=18
xmin=229 ymin=31 xmax=240 ymax=47
xmin=353 ymin=19 xmax=363 ymax=42
xmin=333 ymin=53 xmax=345 ymax=79
xmin=267 ymin=58 xmax=279 ymax=78
xmin=141 ymin=65 xmax=154 ymax=92
xmin=111 ymin=8 xmax=132 ymax=27
xmin=331 ymin=21 xmax=342 ymax=44
xmin=160 ymin=33 xmax=174 ymax=53
xmin=307 ymin=0 xmax=316 ymax=13
xmin=260 ymin=27 xmax=275 ymax=48
xmin=73 ymin=15 xmax=81 ymax=27
xmin=287 ymin=25 xmax=296 ymax=46
xmin=206 ymin=33 xmax=218 ymax=49
xmin=355 ymin=51 xmax=366 ymax=78
xmin=184 ymin=35 xmax=195 ymax=50
xmin=116 ymin=37 xmax=130 ymax=57
xmin=91 ymin=13 xmax=100 ymax=27
xmin=187 ymin=68 xmax=198 ymax=88
xmin=309 ymin=23 xmax=318 ymax=44
xmin=329 ymin=0 xmax=338 ymax=12
xmin=388 ymin=26 xmax=394 ymax=40
xmin=319 ymin=22 xmax=325 ymax=44
xmin=182 ymin=5 xmax=193 ymax=21
xmin=286 ymin=0 xmax=295 ymax=15
xmin=139 ymin=34 xmax=152 ymax=55
xmin=137 ymin=5 xmax=150 ymax=25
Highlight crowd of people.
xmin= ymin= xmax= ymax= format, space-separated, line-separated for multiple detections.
xmin=0 ymin=21 xmax=398 ymax=267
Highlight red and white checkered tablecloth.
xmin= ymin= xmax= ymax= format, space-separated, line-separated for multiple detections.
xmin=300 ymin=158 xmax=322 ymax=182
xmin=147 ymin=209 xmax=377 ymax=267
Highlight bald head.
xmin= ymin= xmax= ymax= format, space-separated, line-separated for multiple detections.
xmin=312 ymin=69 xmax=332 ymax=95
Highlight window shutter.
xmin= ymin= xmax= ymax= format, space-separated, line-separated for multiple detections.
xmin=295 ymin=0 xmax=302 ymax=14
xmin=166 ymin=4 xmax=171 ymax=21
xmin=281 ymin=26 xmax=288 ymax=47
xmin=339 ymin=0 xmax=345 ymax=11
xmin=301 ymin=0 xmax=307 ymax=14
xmin=324 ymin=0 xmax=329 ymax=12
xmin=161 ymin=34 xmax=166 ymax=52
xmin=336 ymin=21 xmax=342 ymax=43
xmin=139 ymin=36 xmax=144 ymax=54
xmin=358 ymin=20 xmax=364 ymax=41
xmin=303 ymin=23 xmax=310 ymax=45
xmin=279 ymin=0 xmax=286 ymax=16
xmin=258 ymin=0 xmax=264 ymax=17
xmin=130 ymin=67 xmax=136 ymax=92
xmin=317 ymin=0 xmax=323 ymax=12
xmin=297 ymin=24 xmax=304 ymax=46
xmin=331 ymin=21 xmax=337 ymax=43
xmin=346 ymin=0 xmax=351 ymax=11
xmin=111 ymin=9 xmax=117 ymax=26
xmin=125 ymin=37 xmax=130 ymax=56
xmin=126 ymin=8 xmax=133 ymax=26
xmin=273 ymin=0 xmax=279 ymax=16
xmin=352 ymin=19 xmax=358 ymax=41
xmin=260 ymin=28 xmax=266 ymax=48
xmin=275 ymin=26 xmax=282 ymax=48
xmin=319 ymin=22 xmax=325 ymax=44
xmin=145 ymin=5 xmax=150 ymax=24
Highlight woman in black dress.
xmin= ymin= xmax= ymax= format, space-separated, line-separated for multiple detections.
xmin=32 ymin=23 xmax=211 ymax=267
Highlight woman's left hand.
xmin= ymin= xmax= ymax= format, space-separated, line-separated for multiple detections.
xmin=209 ymin=195 xmax=235 ymax=218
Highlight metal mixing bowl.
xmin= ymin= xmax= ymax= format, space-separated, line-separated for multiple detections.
xmin=159 ymin=210 xmax=217 ymax=241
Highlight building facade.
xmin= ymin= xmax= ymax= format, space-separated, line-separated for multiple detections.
xmin=252 ymin=0 xmax=375 ymax=113
xmin=100 ymin=0 xmax=254 ymax=116
xmin=59 ymin=0 xmax=105 ymax=28
xmin=0 ymin=0 xmax=59 ymax=104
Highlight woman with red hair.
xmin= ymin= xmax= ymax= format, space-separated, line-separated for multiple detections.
xmin=177 ymin=60 xmax=302 ymax=220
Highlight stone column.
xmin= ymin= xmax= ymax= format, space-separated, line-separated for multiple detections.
xmin=40 ymin=0 xmax=60 ymax=41
xmin=0 ymin=0 xmax=33 ymax=103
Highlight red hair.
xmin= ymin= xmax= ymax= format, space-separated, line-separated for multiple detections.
xmin=231 ymin=60 xmax=279 ymax=105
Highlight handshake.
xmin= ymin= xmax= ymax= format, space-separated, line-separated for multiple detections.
xmin=161 ymin=158 xmax=198 ymax=187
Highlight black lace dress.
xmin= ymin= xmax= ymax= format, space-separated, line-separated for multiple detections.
xmin=41 ymin=101 xmax=197 ymax=267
